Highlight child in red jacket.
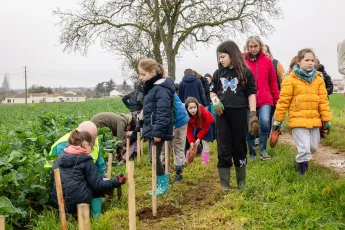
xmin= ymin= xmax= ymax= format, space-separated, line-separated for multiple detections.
xmin=185 ymin=97 xmax=215 ymax=164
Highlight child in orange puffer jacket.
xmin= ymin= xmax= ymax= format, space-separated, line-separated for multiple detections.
xmin=273 ymin=48 xmax=332 ymax=175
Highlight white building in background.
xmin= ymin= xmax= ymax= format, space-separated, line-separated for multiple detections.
xmin=1 ymin=93 xmax=86 ymax=104
xmin=110 ymin=89 xmax=122 ymax=97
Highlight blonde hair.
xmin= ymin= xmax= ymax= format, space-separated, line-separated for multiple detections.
xmin=138 ymin=58 xmax=165 ymax=77
xmin=244 ymin=36 xmax=265 ymax=52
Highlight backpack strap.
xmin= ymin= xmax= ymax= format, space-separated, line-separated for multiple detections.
xmin=272 ymin=59 xmax=280 ymax=90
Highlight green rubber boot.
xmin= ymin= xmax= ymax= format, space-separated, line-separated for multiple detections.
xmin=174 ymin=165 xmax=184 ymax=183
xmin=90 ymin=197 xmax=102 ymax=218
xmin=218 ymin=167 xmax=230 ymax=189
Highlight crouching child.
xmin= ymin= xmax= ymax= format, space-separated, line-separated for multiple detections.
xmin=51 ymin=129 xmax=126 ymax=217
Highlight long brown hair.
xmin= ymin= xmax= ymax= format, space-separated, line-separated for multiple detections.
xmin=68 ymin=129 xmax=94 ymax=147
xmin=216 ymin=40 xmax=247 ymax=85
xmin=185 ymin=97 xmax=202 ymax=127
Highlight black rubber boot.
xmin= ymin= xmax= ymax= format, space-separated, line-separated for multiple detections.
xmin=235 ymin=166 xmax=246 ymax=190
xmin=218 ymin=167 xmax=230 ymax=189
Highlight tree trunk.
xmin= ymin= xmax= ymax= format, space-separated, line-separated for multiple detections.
xmin=153 ymin=44 xmax=163 ymax=65
xmin=165 ymin=47 xmax=176 ymax=80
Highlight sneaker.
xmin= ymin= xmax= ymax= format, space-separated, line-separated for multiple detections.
xmin=298 ymin=161 xmax=309 ymax=175
xmin=260 ymin=151 xmax=272 ymax=160
xmin=117 ymin=160 xmax=125 ymax=165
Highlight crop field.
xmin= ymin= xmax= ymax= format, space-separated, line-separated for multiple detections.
xmin=1 ymin=95 xmax=345 ymax=229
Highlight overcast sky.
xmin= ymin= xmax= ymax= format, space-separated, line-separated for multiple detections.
xmin=1 ymin=0 xmax=345 ymax=89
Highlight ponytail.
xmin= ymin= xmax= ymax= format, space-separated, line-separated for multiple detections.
xmin=157 ymin=63 xmax=165 ymax=77
xmin=68 ymin=129 xmax=94 ymax=147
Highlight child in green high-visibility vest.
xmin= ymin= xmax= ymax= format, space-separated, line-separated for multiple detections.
xmin=51 ymin=129 xmax=126 ymax=216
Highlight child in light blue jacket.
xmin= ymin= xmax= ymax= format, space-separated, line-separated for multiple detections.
xmin=161 ymin=90 xmax=190 ymax=183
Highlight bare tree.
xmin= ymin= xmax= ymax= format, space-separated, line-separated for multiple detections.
xmin=54 ymin=0 xmax=282 ymax=79
xmin=103 ymin=28 xmax=159 ymax=82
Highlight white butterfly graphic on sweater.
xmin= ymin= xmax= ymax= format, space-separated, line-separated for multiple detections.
xmin=220 ymin=77 xmax=238 ymax=93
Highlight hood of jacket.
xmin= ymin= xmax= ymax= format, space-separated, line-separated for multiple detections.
xmin=58 ymin=151 xmax=92 ymax=168
xmin=182 ymin=74 xmax=198 ymax=83
xmin=154 ymin=77 xmax=175 ymax=94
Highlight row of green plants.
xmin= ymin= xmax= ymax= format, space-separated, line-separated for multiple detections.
xmin=0 ymin=99 xmax=127 ymax=228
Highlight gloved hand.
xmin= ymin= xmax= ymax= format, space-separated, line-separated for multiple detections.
xmin=272 ymin=120 xmax=282 ymax=131
xmin=248 ymin=111 xmax=259 ymax=135
xmin=117 ymin=173 xmax=127 ymax=185
xmin=325 ymin=121 xmax=331 ymax=134
xmin=212 ymin=96 xmax=224 ymax=116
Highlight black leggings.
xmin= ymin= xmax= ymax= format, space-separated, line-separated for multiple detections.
xmin=148 ymin=139 xmax=165 ymax=176
xmin=216 ymin=108 xmax=248 ymax=168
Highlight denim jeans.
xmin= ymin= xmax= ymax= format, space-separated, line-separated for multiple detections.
xmin=247 ymin=105 xmax=271 ymax=156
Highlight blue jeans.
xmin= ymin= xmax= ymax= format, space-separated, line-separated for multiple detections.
xmin=247 ymin=105 xmax=271 ymax=156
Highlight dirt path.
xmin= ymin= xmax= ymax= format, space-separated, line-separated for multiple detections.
xmin=279 ymin=132 xmax=345 ymax=175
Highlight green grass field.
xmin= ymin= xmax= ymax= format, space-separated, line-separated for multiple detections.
xmin=1 ymin=95 xmax=345 ymax=229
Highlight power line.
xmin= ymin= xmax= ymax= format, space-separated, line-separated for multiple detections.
xmin=25 ymin=66 xmax=27 ymax=105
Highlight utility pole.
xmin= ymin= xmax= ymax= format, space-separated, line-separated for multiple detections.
xmin=25 ymin=66 xmax=27 ymax=104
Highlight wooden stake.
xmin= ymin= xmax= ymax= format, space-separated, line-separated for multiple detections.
xmin=331 ymin=109 xmax=334 ymax=117
xmin=77 ymin=204 xmax=90 ymax=230
xmin=106 ymin=153 xmax=113 ymax=179
xmin=54 ymin=168 xmax=67 ymax=230
xmin=140 ymin=128 xmax=144 ymax=155
xmin=127 ymin=161 xmax=136 ymax=230
xmin=152 ymin=145 xmax=157 ymax=216
xmin=105 ymin=153 xmax=113 ymax=199
xmin=137 ymin=132 xmax=141 ymax=165
xmin=165 ymin=141 xmax=169 ymax=174
xmin=126 ymin=138 xmax=130 ymax=173
xmin=0 ymin=216 xmax=5 ymax=230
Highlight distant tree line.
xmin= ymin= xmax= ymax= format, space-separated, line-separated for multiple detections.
xmin=28 ymin=85 xmax=53 ymax=94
